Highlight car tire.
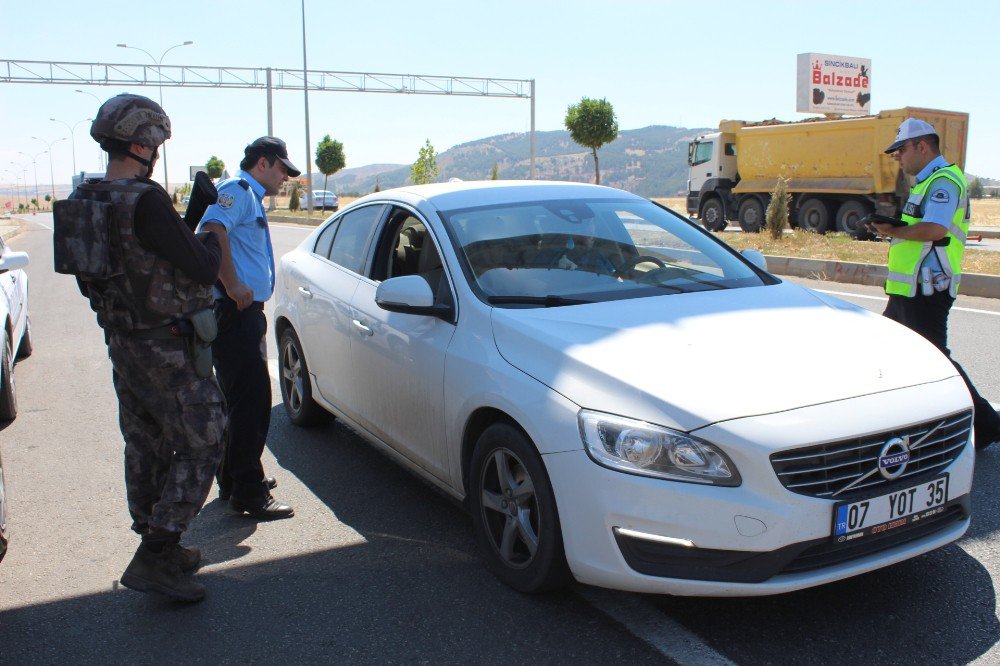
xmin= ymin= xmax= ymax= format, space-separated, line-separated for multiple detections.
xmin=737 ymin=198 xmax=765 ymax=233
xmin=0 ymin=331 xmax=17 ymax=422
xmin=278 ymin=328 xmax=331 ymax=427
xmin=797 ymin=198 xmax=831 ymax=234
xmin=835 ymin=200 xmax=874 ymax=240
xmin=15 ymin=316 xmax=32 ymax=360
xmin=469 ymin=422 xmax=570 ymax=593
xmin=700 ymin=199 xmax=727 ymax=232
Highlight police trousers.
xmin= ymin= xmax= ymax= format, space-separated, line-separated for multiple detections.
xmin=884 ymin=291 xmax=1000 ymax=438
xmin=109 ymin=333 xmax=225 ymax=535
xmin=212 ymin=299 xmax=273 ymax=502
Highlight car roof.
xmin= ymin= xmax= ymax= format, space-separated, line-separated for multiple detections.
xmin=349 ymin=180 xmax=643 ymax=211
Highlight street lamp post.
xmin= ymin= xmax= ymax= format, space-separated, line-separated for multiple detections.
xmin=7 ymin=164 xmax=25 ymax=209
xmin=117 ymin=40 xmax=193 ymax=193
xmin=75 ymin=89 xmax=106 ymax=172
xmin=17 ymin=151 xmax=46 ymax=211
xmin=50 ymin=117 xmax=92 ymax=181
xmin=32 ymin=136 xmax=66 ymax=204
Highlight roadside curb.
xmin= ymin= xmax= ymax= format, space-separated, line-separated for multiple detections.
xmin=766 ymin=255 xmax=1000 ymax=300
xmin=1 ymin=219 xmax=24 ymax=242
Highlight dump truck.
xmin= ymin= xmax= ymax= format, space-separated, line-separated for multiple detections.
xmin=685 ymin=107 xmax=969 ymax=238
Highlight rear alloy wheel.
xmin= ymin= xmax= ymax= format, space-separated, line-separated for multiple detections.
xmin=470 ymin=423 xmax=569 ymax=593
xmin=0 ymin=332 xmax=16 ymax=422
xmin=737 ymin=198 xmax=765 ymax=233
xmin=15 ymin=315 xmax=32 ymax=360
xmin=699 ymin=199 xmax=727 ymax=232
xmin=836 ymin=200 xmax=874 ymax=240
xmin=797 ymin=198 xmax=831 ymax=234
xmin=278 ymin=328 xmax=331 ymax=427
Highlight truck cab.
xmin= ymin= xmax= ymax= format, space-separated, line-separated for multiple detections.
xmin=686 ymin=132 xmax=738 ymax=230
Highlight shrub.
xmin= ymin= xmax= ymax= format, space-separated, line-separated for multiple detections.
xmin=765 ymin=176 xmax=791 ymax=240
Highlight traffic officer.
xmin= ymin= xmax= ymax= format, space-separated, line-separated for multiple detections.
xmin=54 ymin=94 xmax=225 ymax=602
xmin=197 ymin=137 xmax=298 ymax=519
xmin=872 ymin=118 xmax=1000 ymax=451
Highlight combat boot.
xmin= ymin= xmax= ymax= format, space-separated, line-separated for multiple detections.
xmin=120 ymin=543 xmax=205 ymax=602
xmin=164 ymin=543 xmax=202 ymax=572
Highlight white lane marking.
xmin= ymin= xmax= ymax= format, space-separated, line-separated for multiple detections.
xmin=580 ymin=588 xmax=736 ymax=665
xmin=816 ymin=289 xmax=1000 ymax=316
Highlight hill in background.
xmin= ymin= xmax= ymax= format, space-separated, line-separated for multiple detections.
xmin=325 ymin=125 xmax=709 ymax=198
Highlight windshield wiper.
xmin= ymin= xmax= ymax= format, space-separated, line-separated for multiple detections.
xmin=486 ymin=295 xmax=592 ymax=307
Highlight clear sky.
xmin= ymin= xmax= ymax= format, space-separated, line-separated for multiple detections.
xmin=3 ymin=0 xmax=999 ymax=193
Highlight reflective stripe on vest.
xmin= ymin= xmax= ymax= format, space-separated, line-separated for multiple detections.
xmin=885 ymin=164 xmax=969 ymax=298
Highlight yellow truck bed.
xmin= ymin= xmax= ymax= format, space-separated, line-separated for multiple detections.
xmin=727 ymin=107 xmax=969 ymax=196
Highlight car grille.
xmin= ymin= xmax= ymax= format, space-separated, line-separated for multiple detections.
xmin=770 ymin=410 xmax=972 ymax=500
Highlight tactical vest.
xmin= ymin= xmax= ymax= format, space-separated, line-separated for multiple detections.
xmin=885 ymin=164 xmax=970 ymax=298
xmin=53 ymin=178 xmax=214 ymax=332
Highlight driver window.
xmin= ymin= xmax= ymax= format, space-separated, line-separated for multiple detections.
xmin=376 ymin=209 xmax=451 ymax=306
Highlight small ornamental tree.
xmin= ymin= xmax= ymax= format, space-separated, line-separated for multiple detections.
xmin=411 ymin=139 xmax=439 ymax=185
xmin=765 ymin=176 xmax=791 ymax=240
xmin=289 ymin=185 xmax=300 ymax=211
xmin=969 ymin=178 xmax=985 ymax=199
xmin=373 ymin=175 xmax=381 ymax=193
xmin=490 ymin=161 xmax=499 ymax=180
xmin=564 ymin=97 xmax=619 ymax=185
xmin=315 ymin=135 xmax=346 ymax=196
xmin=205 ymin=156 xmax=225 ymax=180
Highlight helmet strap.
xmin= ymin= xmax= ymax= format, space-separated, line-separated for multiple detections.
xmin=125 ymin=147 xmax=158 ymax=179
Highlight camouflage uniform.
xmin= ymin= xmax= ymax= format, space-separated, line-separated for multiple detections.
xmin=57 ymin=177 xmax=224 ymax=537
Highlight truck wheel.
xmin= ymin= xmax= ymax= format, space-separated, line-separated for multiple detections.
xmin=737 ymin=198 xmax=764 ymax=233
xmin=835 ymin=201 xmax=873 ymax=240
xmin=797 ymin=198 xmax=831 ymax=234
xmin=699 ymin=199 xmax=727 ymax=232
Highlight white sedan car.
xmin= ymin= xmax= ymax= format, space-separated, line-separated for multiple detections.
xmin=1 ymin=234 xmax=31 ymax=422
xmin=274 ymin=181 xmax=973 ymax=596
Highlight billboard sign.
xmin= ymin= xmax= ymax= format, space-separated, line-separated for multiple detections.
xmin=189 ymin=165 xmax=207 ymax=181
xmin=797 ymin=53 xmax=871 ymax=115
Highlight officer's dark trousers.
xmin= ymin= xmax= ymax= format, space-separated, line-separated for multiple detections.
xmin=212 ymin=298 xmax=272 ymax=502
xmin=884 ymin=291 xmax=1000 ymax=440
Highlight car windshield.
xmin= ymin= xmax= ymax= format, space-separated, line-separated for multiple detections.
xmin=438 ymin=198 xmax=772 ymax=306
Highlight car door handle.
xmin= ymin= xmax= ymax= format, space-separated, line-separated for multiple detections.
xmin=352 ymin=319 xmax=374 ymax=336
xmin=298 ymin=286 xmax=313 ymax=299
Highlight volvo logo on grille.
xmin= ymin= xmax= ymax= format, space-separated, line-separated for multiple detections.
xmin=878 ymin=437 xmax=910 ymax=480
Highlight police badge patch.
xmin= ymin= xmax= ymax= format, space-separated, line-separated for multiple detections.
xmin=218 ymin=193 xmax=235 ymax=208
xmin=930 ymin=189 xmax=950 ymax=203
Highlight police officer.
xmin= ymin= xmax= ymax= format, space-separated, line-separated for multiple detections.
xmin=197 ymin=137 xmax=298 ymax=519
xmin=54 ymin=94 xmax=225 ymax=601
xmin=872 ymin=118 xmax=1000 ymax=451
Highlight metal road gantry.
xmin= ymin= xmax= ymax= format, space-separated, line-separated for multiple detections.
xmin=1 ymin=59 xmax=538 ymax=177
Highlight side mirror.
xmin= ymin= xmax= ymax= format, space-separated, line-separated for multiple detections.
xmin=0 ymin=250 xmax=29 ymax=274
xmin=376 ymin=275 xmax=452 ymax=320
xmin=740 ymin=249 xmax=767 ymax=271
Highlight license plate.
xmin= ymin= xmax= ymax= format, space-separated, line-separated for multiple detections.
xmin=832 ymin=474 xmax=949 ymax=542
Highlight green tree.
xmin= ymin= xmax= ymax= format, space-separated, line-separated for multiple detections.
xmin=315 ymin=135 xmax=346 ymax=198
xmin=373 ymin=175 xmax=381 ymax=193
xmin=410 ymin=139 xmax=439 ymax=185
xmin=564 ymin=97 xmax=619 ymax=185
xmin=490 ymin=161 xmax=499 ymax=180
xmin=289 ymin=183 xmax=301 ymax=211
xmin=44 ymin=194 xmax=51 ymax=203
xmin=765 ymin=177 xmax=791 ymax=240
xmin=205 ymin=156 xmax=225 ymax=180
xmin=969 ymin=177 xmax=985 ymax=199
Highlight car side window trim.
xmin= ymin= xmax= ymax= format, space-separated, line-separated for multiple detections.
xmin=322 ymin=203 xmax=387 ymax=275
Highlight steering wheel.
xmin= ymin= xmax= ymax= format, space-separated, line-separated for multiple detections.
xmin=618 ymin=254 xmax=667 ymax=276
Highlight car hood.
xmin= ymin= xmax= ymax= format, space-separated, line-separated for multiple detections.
xmin=490 ymin=282 xmax=959 ymax=432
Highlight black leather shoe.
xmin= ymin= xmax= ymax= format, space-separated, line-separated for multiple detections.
xmin=229 ymin=495 xmax=294 ymax=520
xmin=219 ymin=477 xmax=277 ymax=501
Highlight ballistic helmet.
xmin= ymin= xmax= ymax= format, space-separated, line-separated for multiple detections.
xmin=90 ymin=94 xmax=172 ymax=148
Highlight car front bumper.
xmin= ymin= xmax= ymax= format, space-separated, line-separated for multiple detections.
xmin=545 ymin=377 xmax=974 ymax=596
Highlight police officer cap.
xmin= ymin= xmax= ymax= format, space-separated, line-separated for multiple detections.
xmin=244 ymin=136 xmax=301 ymax=177
xmin=885 ymin=118 xmax=938 ymax=154
xmin=90 ymin=94 xmax=172 ymax=148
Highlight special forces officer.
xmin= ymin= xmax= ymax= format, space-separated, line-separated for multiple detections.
xmin=197 ymin=137 xmax=298 ymax=520
xmin=53 ymin=94 xmax=225 ymax=602
xmin=872 ymin=118 xmax=1000 ymax=451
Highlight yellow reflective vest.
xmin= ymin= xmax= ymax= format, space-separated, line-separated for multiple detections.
xmin=885 ymin=163 xmax=970 ymax=298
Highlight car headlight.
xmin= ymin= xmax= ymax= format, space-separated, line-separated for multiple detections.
xmin=578 ymin=410 xmax=741 ymax=486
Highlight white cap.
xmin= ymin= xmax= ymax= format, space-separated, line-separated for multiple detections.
xmin=885 ymin=118 xmax=938 ymax=153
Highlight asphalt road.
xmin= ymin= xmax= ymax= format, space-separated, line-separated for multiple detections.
xmin=1 ymin=215 xmax=998 ymax=665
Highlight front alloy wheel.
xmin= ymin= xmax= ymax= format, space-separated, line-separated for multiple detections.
xmin=470 ymin=423 xmax=569 ymax=593
xmin=278 ymin=328 xmax=331 ymax=427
